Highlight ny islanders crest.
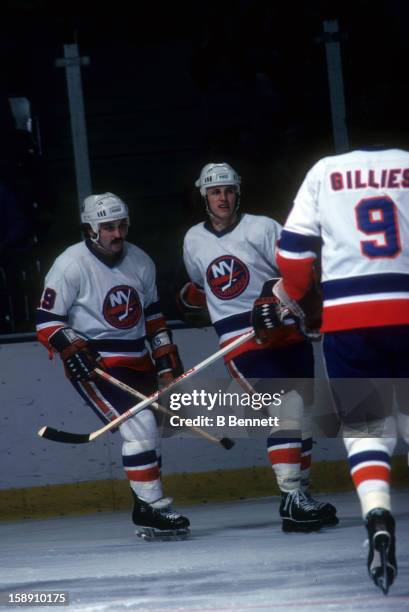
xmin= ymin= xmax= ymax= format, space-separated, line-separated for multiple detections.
xmin=206 ymin=256 xmax=249 ymax=299
xmin=103 ymin=285 xmax=142 ymax=328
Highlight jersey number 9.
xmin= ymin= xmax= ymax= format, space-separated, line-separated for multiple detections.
xmin=41 ymin=287 xmax=57 ymax=310
xmin=355 ymin=196 xmax=401 ymax=258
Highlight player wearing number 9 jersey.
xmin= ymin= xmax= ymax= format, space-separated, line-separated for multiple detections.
xmin=277 ymin=149 xmax=409 ymax=331
xmin=277 ymin=147 xmax=409 ymax=593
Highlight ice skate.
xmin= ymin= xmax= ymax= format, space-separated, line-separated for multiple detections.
xmin=132 ymin=493 xmax=190 ymax=541
xmin=365 ymin=508 xmax=397 ymax=595
xmin=303 ymin=491 xmax=339 ymax=526
xmin=279 ymin=490 xmax=323 ymax=532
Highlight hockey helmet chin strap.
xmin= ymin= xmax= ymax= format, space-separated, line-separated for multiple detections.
xmin=89 ymin=230 xmax=101 ymax=245
xmin=89 ymin=228 xmax=108 ymax=251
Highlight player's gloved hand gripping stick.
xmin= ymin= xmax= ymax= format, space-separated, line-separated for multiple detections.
xmin=48 ymin=327 xmax=102 ymax=382
xmin=272 ymin=279 xmax=322 ymax=342
xmin=251 ymin=278 xmax=322 ymax=343
xmin=37 ymin=330 xmax=255 ymax=445
xmin=251 ymin=278 xmax=296 ymax=343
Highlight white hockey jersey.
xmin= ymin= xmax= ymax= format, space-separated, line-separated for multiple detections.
xmin=36 ymin=240 xmax=165 ymax=369
xmin=183 ymin=213 xmax=303 ymax=356
xmin=277 ymin=148 xmax=409 ymax=331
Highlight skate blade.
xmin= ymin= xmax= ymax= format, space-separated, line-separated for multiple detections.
xmin=373 ymin=564 xmax=395 ymax=596
xmin=371 ymin=534 xmax=396 ymax=595
xmin=375 ymin=574 xmax=390 ymax=596
xmin=135 ymin=527 xmax=191 ymax=542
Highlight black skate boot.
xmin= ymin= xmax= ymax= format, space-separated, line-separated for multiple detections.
xmin=280 ymin=490 xmax=323 ymax=532
xmin=365 ymin=508 xmax=397 ymax=595
xmin=132 ymin=493 xmax=190 ymax=541
xmin=303 ymin=492 xmax=339 ymax=526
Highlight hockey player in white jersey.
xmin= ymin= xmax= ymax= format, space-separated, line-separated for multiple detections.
xmin=36 ymin=192 xmax=190 ymax=540
xmin=180 ymin=162 xmax=337 ymax=532
xmin=259 ymin=145 xmax=409 ymax=593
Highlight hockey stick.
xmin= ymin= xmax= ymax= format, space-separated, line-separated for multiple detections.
xmin=38 ymin=329 xmax=255 ymax=445
xmin=93 ymin=368 xmax=234 ymax=450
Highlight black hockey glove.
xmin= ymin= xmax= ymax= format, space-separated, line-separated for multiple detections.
xmin=49 ymin=327 xmax=102 ymax=382
xmin=251 ymin=279 xmax=294 ymax=343
xmin=149 ymin=328 xmax=184 ymax=390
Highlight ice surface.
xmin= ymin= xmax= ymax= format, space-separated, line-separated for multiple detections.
xmin=0 ymin=490 xmax=408 ymax=611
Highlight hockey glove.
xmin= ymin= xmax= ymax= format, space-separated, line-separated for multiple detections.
xmin=49 ymin=327 xmax=102 ymax=382
xmin=149 ymin=328 xmax=184 ymax=389
xmin=177 ymin=282 xmax=211 ymax=328
xmin=273 ymin=279 xmax=322 ymax=342
xmin=251 ymin=279 xmax=294 ymax=343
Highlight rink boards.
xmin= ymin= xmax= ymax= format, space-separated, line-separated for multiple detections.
xmin=0 ymin=327 xmax=407 ymax=520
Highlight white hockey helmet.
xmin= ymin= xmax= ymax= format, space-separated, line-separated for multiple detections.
xmin=81 ymin=192 xmax=129 ymax=233
xmin=195 ymin=163 xmax=241 ymax=197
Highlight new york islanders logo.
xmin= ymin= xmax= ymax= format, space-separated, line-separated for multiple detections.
xmin=103 ymin=285 xmax=142 ymax=329
xmin=206 ymin=256 xmax=249 ymax=300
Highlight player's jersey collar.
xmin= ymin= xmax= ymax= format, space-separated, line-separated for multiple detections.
xmin=204 ymin=214 xmax=242 ymax=237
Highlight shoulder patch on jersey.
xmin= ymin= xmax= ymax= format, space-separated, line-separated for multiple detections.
xmin=103 ymin=285 xmax=142 ymax=329
xmin=206 ymin=255 xmax=250 ymax=300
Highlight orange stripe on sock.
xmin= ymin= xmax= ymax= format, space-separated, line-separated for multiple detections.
xmin=352 ymin=465 xmax=391 ymax=487
xmin=126 ymin=466 xmax=160 ymax=482
xmin=268 ymin=448 xmax=301 ymax=465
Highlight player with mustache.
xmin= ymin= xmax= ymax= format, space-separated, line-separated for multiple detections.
xmin=36 ymin=192 xmax=190 ymax=540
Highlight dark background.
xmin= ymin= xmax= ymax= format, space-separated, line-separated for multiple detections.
xmin=0 ymin=0 xmax=408 ymax=332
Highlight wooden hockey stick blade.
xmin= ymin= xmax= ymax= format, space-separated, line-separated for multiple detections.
xmin=38 ymin=426 xmax=91 ymax=444
xmin=37 ymin=330 xmax=255 ymax=444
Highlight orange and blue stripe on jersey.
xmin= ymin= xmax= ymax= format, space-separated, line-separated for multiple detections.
xmin=35 ymin=310 xmax=69 ymax=357
xmin=277 ymin=230 xmax=409 ymax=332
xmin=276 ymin=230 xmax=319 ymax=301
xmin=321 ymin=273 xmax=409 ymax=331
xmin=215 ymin=310 xmax=304 ymax=362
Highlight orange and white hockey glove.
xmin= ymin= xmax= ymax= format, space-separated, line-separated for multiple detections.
xmin=149 ymin=328 xmax=184 ymax=389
